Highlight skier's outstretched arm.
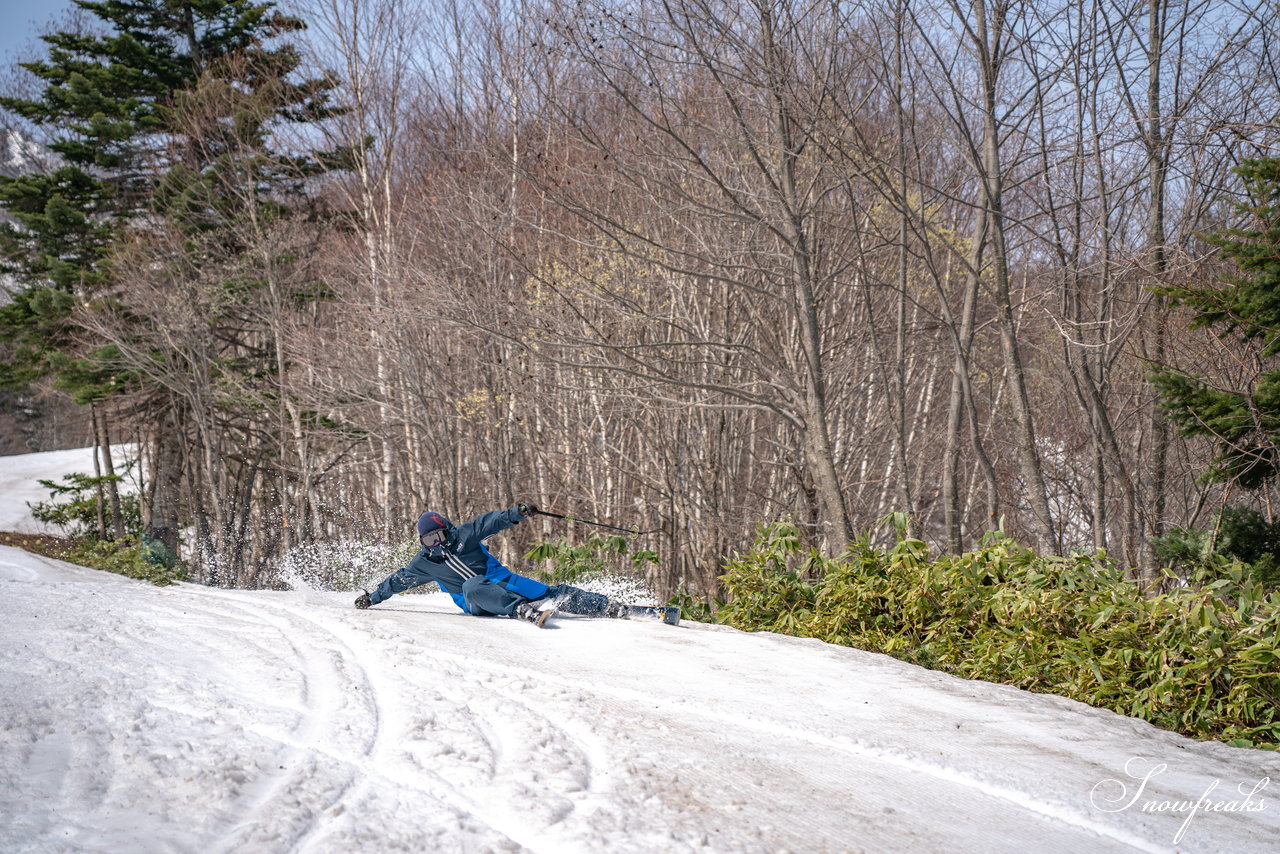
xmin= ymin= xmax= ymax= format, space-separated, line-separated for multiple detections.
xmin=454 ymin=505 xmax=526 ymax=549
xmin=370 ymin=565 xmax=432 ymax=603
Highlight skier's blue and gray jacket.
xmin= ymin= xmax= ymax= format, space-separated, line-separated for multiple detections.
xmin=369 ymin=506 xmax=548 ymax=612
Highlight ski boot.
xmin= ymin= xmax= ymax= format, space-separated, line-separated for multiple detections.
xmin=354 ymin=589 xmax=372 ymax=609
xmin=515 ymin=601 xmax=554 ymax=628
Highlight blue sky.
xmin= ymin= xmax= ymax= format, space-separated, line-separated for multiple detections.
xmin=1 ymin=0 xmax=76 ymax=63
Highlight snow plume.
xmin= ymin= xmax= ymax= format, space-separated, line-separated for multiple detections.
xmin=274 ymin=538 xmax=418 ymax=592
xmin=569 ymin=573 xmax=661 ymax=606
xmin=275 ymin=540 xmax=664 ymax=604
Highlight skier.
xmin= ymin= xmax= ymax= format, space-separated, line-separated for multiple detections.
xmin=354 ymin=501 xmax=615 ymax=626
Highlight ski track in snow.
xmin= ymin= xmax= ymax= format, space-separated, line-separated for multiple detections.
xmin=413 ymin=646 xmax=1168 ymax=854
xmin=197 ymin=592 xmax=574 ymax=854
xmin=4 ymin=538 xmax=1280 ymax=852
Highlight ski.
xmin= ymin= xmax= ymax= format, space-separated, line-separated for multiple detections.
xmin=616 ymin=604 xmax=681 ymax=626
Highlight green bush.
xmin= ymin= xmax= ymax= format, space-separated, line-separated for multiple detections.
xmin=23 ymin=470 xmax=185 ymax=586
xmin=59 ymin=537 xmax=189 ymax=586
xmin=717 ymin=520 xmax=1280 ymax=748
xmin=524 ymin=533 xmax=658 ymax=584
xmin=667 ymin=584 xmax=721 ymax=623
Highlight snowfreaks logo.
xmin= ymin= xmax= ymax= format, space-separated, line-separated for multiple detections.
xmin=1089 ymin=756 xmax=1269 ymax=844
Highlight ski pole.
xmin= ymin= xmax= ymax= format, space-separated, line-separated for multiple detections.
xmin=533 ymin=509 xmax=660 ymax=536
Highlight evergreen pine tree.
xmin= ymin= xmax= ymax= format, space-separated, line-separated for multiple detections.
xmin=1152 ymin=158 xmax=1280 ymax=488
xmin=0 ymin=1 xmax=344 ymax=558
xmin=0 ymin=1 xmax=326 ymax=378
xmin=3 ymin=2 xmax=267 ymax=380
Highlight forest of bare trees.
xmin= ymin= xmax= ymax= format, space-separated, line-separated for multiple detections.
xmin=6 ymin=0 xmax=1280 ymax=596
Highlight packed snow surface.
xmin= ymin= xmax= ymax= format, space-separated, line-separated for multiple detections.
xmin=3 ymin=453 xmax=1279 ymax=853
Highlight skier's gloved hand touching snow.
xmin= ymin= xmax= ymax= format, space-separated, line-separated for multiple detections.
xmin=517 ymin=500 xmax=540 ymax=517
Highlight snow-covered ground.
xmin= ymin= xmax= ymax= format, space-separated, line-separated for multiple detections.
xmin=2 ymin=451 xmax=1279 ymax=853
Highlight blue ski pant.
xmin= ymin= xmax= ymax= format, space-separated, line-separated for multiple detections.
xmin=463 ymin=577 xmax=610 ymax=618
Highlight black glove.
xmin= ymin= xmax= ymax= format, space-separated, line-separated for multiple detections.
xmin=517 ymin=500 xmax=540 ymax=517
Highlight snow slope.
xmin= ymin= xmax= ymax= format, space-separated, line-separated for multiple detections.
xmin=0 ymin=446 xmax=137 ymax=535
xmin=0 ymin=447 xmax=101 ymax=534
xmin=2 ymin=456 xmax=1279 ymax=853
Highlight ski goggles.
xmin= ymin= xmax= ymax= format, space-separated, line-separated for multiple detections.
xmin=420 ymin=528 xmax=447 ymax=547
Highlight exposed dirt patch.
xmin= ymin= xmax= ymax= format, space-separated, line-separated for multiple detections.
xmin=0 ymin=530 xmax=74 ymax=559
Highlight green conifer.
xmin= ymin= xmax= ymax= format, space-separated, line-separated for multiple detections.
xmin=0 ymin=1 xmax=344 ymax=557
xmin=0 ymin=0 xmax=334 ymax=390
xmin=1152 ymin=158 xmax=1280 ymax=488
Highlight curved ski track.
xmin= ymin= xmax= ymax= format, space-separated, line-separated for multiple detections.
xmin=190 ymin=591 xmax=582 ymax=854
